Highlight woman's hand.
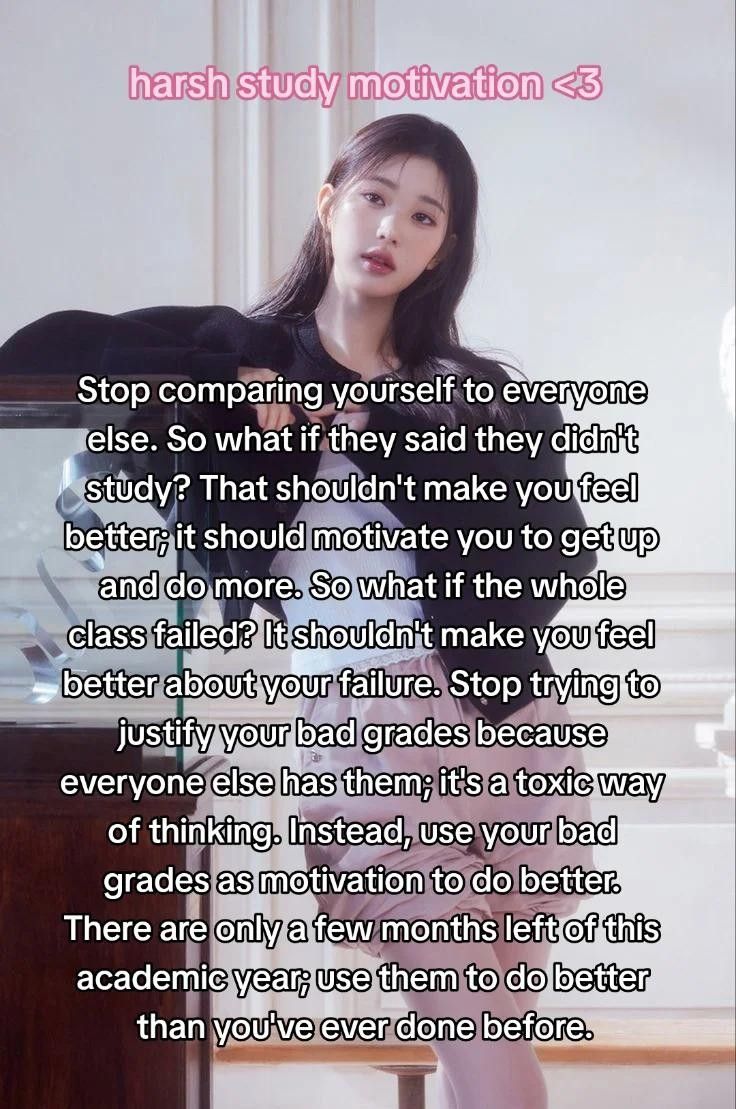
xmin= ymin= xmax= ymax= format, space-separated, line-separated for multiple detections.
xmin=237 ymin=366 xmax=296 ymax=431
xmin=237 ymin=366 xmax=366 ymax=445
xmin=310 ymin=400 xmax=368 ymax=449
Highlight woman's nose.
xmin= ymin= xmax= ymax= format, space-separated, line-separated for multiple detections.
xmin=377 ymin=216 xmax=398 ymax=243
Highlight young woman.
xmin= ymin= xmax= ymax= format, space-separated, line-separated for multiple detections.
xmin=0 ymin=113 xmax=599 ymax=1109
xmin=236 ymin=114 xmax=599 ymax=1109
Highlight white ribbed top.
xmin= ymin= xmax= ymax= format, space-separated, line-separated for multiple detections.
xmin=270 ymin=409 xmax=432 ymax=675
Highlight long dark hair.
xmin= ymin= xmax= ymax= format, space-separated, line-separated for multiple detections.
xmin=248 ymin=113 xmax=522 ymax=429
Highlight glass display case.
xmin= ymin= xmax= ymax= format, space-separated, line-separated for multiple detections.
xmin=0 ymin=376 xmax=211 ymax=772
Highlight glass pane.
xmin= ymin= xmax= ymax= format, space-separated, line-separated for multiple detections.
xmin=0 ymin=386 xmax=204 ymax=771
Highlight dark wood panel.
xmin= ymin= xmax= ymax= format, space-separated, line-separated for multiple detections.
xmin=0 ymin=738 xmax=224 ymax=1109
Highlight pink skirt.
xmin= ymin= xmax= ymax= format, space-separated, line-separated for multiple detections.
xmin=293 ymin=650 xmax=598 ymax=959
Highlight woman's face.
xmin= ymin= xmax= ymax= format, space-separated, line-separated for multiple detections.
xmin=318 ymin=155 xmax=453 ymax=300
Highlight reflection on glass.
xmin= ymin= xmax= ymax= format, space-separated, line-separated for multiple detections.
xmin=0 ymin=387 xmax=198 ymax=770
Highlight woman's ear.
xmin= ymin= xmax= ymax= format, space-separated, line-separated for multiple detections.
xmin=426 ymin=232 xmax=457 ymax=271
xmin=317 ymin=183 xmax=335 ymax=233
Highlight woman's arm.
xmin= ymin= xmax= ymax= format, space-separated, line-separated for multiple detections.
xmin=0 ymin=304 xmax=290 ymax=381
xmin=360 ymin=378 xmax=597 ymax=623
xmin=440 ymin=395 xmax=598 ymax=623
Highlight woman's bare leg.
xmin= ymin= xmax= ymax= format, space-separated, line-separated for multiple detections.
xmin=379 ymin=923 xmax=549 ymax=1109
xmin=491 ymin=912 xmax=552 ymax=1018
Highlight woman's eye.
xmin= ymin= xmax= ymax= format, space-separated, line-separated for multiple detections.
xmin=363 ymin=192 xmax=383 ymax=204
xmin=414 ymin=212 xmax=435 ymax=226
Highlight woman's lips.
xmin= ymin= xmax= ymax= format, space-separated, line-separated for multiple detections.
xmin=361 ymin=254 xmax=395 ymax=274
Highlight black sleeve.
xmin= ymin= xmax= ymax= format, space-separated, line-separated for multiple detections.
xmin=457 ymin=397 xmax=598 ymax=625
xmin=364 ymin=387 xmax=597 ymax=625
xmin=0 ymin=304 xmax=272 ymax=380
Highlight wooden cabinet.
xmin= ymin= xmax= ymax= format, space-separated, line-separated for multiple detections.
xmin=0 ymin=727 xmax=223 ymax=1109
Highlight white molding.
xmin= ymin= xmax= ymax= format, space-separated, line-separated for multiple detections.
xmin=611 ymin=572 xmax=734 ymax=597
xmin=573 ymin=674 xmax=735 ymax=716
xmin=2 ymin=673 xmax=734 ymax=723
xmin=4 ymin=572 xmax=732 ymax=621
xmin=593 ymin=765 xmax=728 ymax=800
xmin=317 ymin=0 xmax=375 ymax=168
xmin=3 ymin=575 xmax=734 ymax=664
xmin=210 ymin=0 xmax=376 ymax=311
xmin=563 ymin=604 xmax=734 ymax=631
xmin=213 ymin=0 xmax=272 ymax=308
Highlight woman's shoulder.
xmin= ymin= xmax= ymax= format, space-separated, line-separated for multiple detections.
xmin=420 ymin=348 xmax=517 ymax=402
xmin=0 ymin=303 xmax=303 ymax=377
xmin=418 ymin=346 xmax=569 ymax=436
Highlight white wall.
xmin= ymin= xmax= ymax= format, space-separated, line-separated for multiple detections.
xmin=1 ymin=0 xmax=221 ymax=315
xmin=382 ymin=0 xmax=734 ymax=577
